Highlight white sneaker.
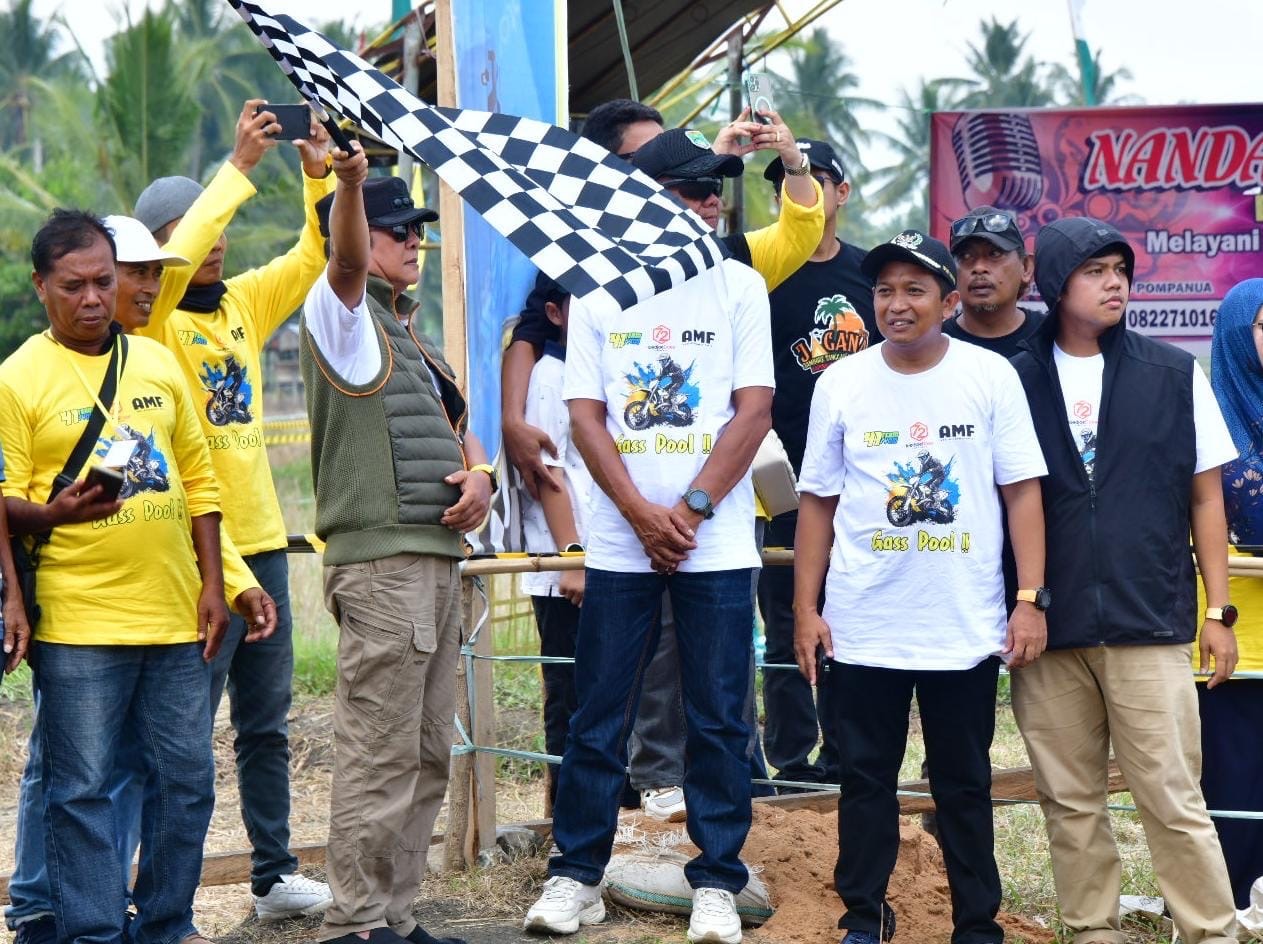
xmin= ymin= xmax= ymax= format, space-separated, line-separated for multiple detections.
xmin=642 ymin=786 xmax=687 ymax=822
xmin=253 ymin=873 xmax=334 ymax=922
xmin=523 ymin=876 xmax=605 ymax=934
xmin=688 ymin=887 xmax=742 ymax=944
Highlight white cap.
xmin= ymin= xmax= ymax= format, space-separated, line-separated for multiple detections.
xmin=104 ymin=215 xmax=190 ymax=266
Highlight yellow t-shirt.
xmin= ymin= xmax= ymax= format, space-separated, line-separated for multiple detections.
xmin=138 ymin=164 xmax=336 ymax=555
xmin=1195 ymin=545 xmax=1263 ymax=674
xmin=0 ymin=333 xmax=220 ymax=644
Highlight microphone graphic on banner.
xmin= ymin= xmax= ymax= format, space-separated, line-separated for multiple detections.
xmin=951 ymin=112 xmax=1044 ymax=211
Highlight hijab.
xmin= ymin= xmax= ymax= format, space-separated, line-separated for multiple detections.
xmin=1211 ymin=278 xmax=1263 ymax=546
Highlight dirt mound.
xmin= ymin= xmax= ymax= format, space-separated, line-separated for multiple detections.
xmin=618 ymin=805 xmax=1054 ymax=944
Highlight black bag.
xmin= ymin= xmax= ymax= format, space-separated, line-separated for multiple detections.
xmin=5 ymin=333 xmax=128 ymax=634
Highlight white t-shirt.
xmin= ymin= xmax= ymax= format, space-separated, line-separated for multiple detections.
xmin=520 ymin=347 xmax=594 ymax=596
xmin=563 ymin=258 xmax=774 ymax=573
xmin=303 ymin=271 xmax=442 ymax=390
xmin=1053 ymin=343 xmax=1236 ymax=477
xmin=798 ymin=339 xmax=1047 ymax=670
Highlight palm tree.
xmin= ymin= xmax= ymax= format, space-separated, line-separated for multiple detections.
xmin=97 ymin=8 xmax=200 ymax=208
xmin=961 ymin=17 xmax=1058 ymax=109
xmin=1049 ymin=48 xmax=1140 ymax=106
xmin=0 ymin=0 xmax=86 ymax=159
xmin=868 ymin=78 xmax=972 ymax=229
xmin=772 ymin=28 xmax=883 ymax=175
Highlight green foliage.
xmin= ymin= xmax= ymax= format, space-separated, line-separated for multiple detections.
xmin=97 ymin=8 xmax=200 ymax=207
xmin=0 ymin=260 xmax=45 ymax=359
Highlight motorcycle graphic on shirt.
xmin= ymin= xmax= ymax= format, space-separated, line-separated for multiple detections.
xmin=623 ymin=355 xmax=698 ymax=430
xmin=1078 ymin=429 xmax=1097 ymax=483
xmin=95 ymin=425 xmax=171 ymax=499
xmin=199 ymin=355 xmax=254 ymax=427
xmin=886 ymin=451 xmax=958 ymax=526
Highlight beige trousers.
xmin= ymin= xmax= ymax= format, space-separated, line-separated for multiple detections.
xmin=1012 ymin=644 xmax=1236 ymax=944
xmin=316 ymin=553 xmax=462 ymax=941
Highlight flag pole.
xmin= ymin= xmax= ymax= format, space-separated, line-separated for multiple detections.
xmin=1065 ymin=0 xmax=1097 ymax=105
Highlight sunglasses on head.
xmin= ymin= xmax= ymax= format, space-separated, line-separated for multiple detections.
xmin=951 ymin=211 xmax=1020 ymax=241
xmin=380 ymin=220 xmax=424 ymax=243
xmin=662 ymin=177 xmax=723 ymax=201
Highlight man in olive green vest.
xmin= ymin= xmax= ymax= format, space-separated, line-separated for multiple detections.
xmin=300 ymin=144 xmax=495 ymax=944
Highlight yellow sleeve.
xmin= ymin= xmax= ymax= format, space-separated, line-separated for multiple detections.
xmin=743 ymin=176 xmax=825 ymax=292
xmin=141 ymin=162 xmax=258 ymax=339
xmin=166 ymin=359 xmax=221 ymax=518
xmin=221 ymin=526 xmax=261 ymax=613
xmin=227 ymin=169 xmax=338 ymax=345
xmin=0 ymin=374 xmax=33 ymax=501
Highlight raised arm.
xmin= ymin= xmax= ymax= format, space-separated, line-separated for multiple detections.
xmin=325 ymin=142 xmax=370 ymax=308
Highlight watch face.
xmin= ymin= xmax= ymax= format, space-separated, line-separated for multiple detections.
xmin=686 ymin=490 xmax=707 ymax=512
xmin=1222 ymin=604 xmax=1239 ymax=628
xmin=1035 ymin=587 xmax=1052 ymax=611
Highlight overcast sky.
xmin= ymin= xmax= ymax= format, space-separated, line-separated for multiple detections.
xmin=38 ymin=0 xmax=1263 ymax=137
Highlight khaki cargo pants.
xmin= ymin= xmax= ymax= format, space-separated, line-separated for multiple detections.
xmin=316 ymin=553 xmax=462 ymax=941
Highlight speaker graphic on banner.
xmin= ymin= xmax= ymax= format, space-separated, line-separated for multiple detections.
xmin=950 ymin=112 xmax=1044 ymax=212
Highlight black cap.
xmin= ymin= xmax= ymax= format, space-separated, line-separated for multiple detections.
xmin=949 ymin=205 xmax=1025 ymax=254
xmin=762 ymin=138 xmax=846 ymax=184
xmin=316 ymin=176 xmax=439 ymax=238
xmin=631 ymin=128 xmax=744 ymax=180
xmin=861 ymin=230 xmax=957 ymax=292
xmin=1033 ymin=216 xmax=1135 ymax=313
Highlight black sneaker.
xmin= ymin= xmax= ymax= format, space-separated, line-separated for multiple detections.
xmin=13 ymin=917 xmax=57 ymax=944
xmin=406 ymin=927 xmax=466 ymax=944
xmin=323 ymin=929 xmax=410 ymax=944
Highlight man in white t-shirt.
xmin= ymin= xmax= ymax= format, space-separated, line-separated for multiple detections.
xmin=523 ymin=248 xmax=774 ymax=943
xmin=1009 ymin=216 xmax=1239 ymax=944
xmin=793 ymin=230 xmax=1049 ymax=944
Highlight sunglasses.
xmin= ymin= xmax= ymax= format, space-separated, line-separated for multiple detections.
xmin=951 ymin=211 xmax=1020 ymax=241
xmin=662 ymin=177 xmax=723 ymax=201
xmin=379 ymin=220 xmax=424 ymax=243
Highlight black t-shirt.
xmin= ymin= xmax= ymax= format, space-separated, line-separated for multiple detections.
xmin=767 ymin=240 xmax=878 ymax=473
xmin=942 ymin=307 xmax=1045 ymax=359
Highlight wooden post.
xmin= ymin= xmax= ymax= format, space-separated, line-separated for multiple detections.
xmin=469 ymin=579 xmax=498 ymax=856
xmin=432 ymin=0 xmax=483 ymax=871
xmin=444 ymin=579 xmax=476 ymax=872
xmin=434 ymin=0 xmax=467 ymax=383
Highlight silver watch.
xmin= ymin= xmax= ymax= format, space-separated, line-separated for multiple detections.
xmin=783 ymin=152 xmax=811 ymax=177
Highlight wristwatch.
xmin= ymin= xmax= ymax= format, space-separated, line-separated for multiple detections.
xmin=682 ymin=487 xmax=715 ymax=520
xmin=563 ymin=542 xmax=585 ymax=554
xmin=1016 ymin=587 xmax=1052 ymax=611
xmin=1205 ymin=604 xmax=1239 ymax=629
xmin=783 ymin=152 xmax=811 ymax=177
xmin=469 ymin=463 xmax=498 ymax=492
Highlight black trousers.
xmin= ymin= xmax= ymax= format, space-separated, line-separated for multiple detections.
xmin=532 ymin=594 xmax=581 ymax=808
xmin=1199 ymin=678 xmax=1263 ymax=910
xmin=756 ymin=510 xmax=840 ymax=784
xmin=829 ymin=657 xmax=1003 ymax=944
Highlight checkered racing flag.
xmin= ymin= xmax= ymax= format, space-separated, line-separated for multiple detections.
xmin=227 ymin=0 xmax=728 ymax=314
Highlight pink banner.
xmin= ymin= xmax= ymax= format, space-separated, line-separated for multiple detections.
xmin=930 ymin=104 xmax=1263 ymax=349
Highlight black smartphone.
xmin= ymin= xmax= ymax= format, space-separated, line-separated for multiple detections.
xmin=256 ymin=103 xmax=312 ymax=140
xmin=85 ymin=465 xmax=125 ymax=502
xmin=743 ymin=73 xmax=775 ymax=126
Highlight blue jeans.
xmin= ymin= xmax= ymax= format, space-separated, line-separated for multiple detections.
xmin=549 ymin=568 xmax=754 ymax=893
xmin=33 ymin=641 xmax=214 ymax=944
xmin=208 ymin=549 xmax=298 ymax=886
xmin=5 ymin=700 xmax=142 ymax=929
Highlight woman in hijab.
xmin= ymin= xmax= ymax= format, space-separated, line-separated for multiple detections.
xmin=1203 ymin=277 xmax=1263 ymax=917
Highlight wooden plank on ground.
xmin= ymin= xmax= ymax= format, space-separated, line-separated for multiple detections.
xmin=0 ymin=765 xmax=1128 ymax=903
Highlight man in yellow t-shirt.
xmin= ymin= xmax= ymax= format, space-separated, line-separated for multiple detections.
xmin=0 ymin=209 xmax=227 ymax=944
xmin=127 ymin=99 xmax=336 ymax=919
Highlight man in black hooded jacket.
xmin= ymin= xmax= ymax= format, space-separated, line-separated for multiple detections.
xmin=1009 ymin=216 xmax=1239 ymax=944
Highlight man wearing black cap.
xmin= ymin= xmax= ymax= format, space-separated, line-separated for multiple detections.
xmin=1009 ymin=217 xmax=1239 ymax=944
xmin=756 ymin=138 xmax=877 ymax=790
xmin=302 ymin=145 xmax=493 ymax=944
xmin=523 ymin=135 xmax=775 ymax=943
xmin=946 ymin=206 xmax=1042 ymax=358
xmin=793 ymin=231 xmax=1048 ymax=944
